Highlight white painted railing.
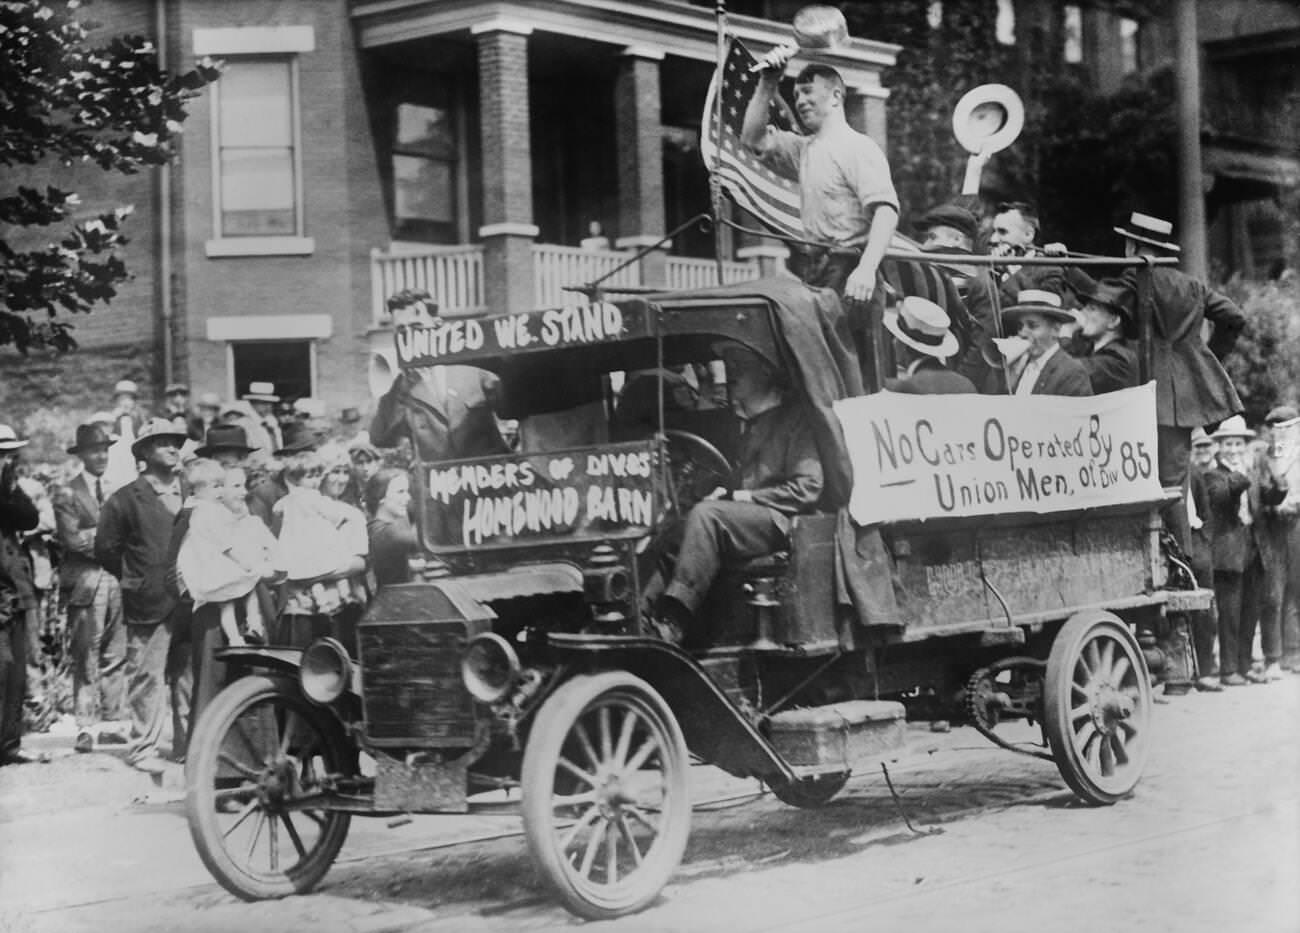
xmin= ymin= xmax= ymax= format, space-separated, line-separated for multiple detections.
xmin=665 ymin=256 xmax=761 ymax=291
xmin=531 ymin=244 xmax=643 ymax=309
xmin=370 ymin=244 xmax=764 ymax=321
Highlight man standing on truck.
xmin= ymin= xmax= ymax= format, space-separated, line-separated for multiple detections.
xmin=1113 ymin=212 xmax=1245 ymax=552
xmin=740 ymin=54 xmax=898 ymax=326
xmin=652 ymin=343 xmax=823 ymax=645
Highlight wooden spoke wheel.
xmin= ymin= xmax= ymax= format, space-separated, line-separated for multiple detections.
xmin=662 ymin=429 xmax=733 ymax=514
xmin=1044 ymin=613 xmax=1153 ymax=805
xmin=522 ymin=672 xmax=691 ymax=920
xmin=768 ymin=771 xmax=850 ymax=808
xmin=185 ymin=674 xmax=353 ymax=899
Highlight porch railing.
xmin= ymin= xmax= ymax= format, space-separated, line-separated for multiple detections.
xmin=531 ymin=244 xmax=643 ymax=310
xmin=370 ymin=243 xmax=763 ymax=323
xmin=369 ymin=245 xmax=487 ymax=323
xmin=665 ymin=256 xmax=761 ymax=291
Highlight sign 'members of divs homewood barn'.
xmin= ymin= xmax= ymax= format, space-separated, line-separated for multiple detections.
xmin=833 ymin=383 xmax=1163 ymax=525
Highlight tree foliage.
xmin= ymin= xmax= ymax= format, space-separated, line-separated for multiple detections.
xmin=0 ymin=0 xmax=219 ymax=353
xmin=1222 ymin=276 xmax=1300 ymax=424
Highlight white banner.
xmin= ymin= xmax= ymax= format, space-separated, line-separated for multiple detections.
xmin=834 ymin=383 xmax=1163 ymax=525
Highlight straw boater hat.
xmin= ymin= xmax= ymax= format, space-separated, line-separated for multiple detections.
xmin=1210 ymin=415 xmax=1254 ymax=441
xmin=1265 ymin=405 xmax=1298 ymax=426
xmin=884 ymin=296 xmax=960 ymax=360
xmin=67 ymin=423 xmax=115 ymax=455
xmin=1001 ymin=289 xmax=1075 ymax=329
xmin=112 ymin=379 xmax=139 ymax=397
xmin=164 ymin=383 xmax=189 ymax=397
xmin=1114 ymin=212 xmax=1180 ymax=253
xmin=0 ymin=425 xmax=29 ymax=452
xmin=195 ymin=391 xmax=222 ymax=411
xmin=195 ymin=424 xmax=257 ymax=459
xmin=130 ymin=418 xmax=189 ymax=458
xmin=242 ymin=381 xmax=280 ymax=403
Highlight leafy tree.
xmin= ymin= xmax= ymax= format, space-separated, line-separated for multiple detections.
xmin=1222 ymin=276 xmax=1300 ymax=424
xmin=0 ymin=0 xmax=218 ymax=353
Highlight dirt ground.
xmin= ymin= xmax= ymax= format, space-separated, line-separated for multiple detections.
xmin=1 ymin=676 xmax=1297 ymax=933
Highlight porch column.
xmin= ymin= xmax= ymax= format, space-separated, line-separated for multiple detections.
xmin=473 ymin=20 xmax=538 ymax=313
xmin=615 ymin=46 xmax=668 ymax=288
xmin=844 ymin=88 xmax=888 ymax=149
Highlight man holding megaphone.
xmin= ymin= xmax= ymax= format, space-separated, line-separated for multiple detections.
xmin=740 ymin=48 xmax=899 ymax=318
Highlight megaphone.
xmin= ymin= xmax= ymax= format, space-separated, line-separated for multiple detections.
xmin=951 ymin=84 xmax=1024 ymax=195
xmin=750 ymin=5 xmax=850 ymax=72
xmin=368 ymin=349 xmax=399 ymax=400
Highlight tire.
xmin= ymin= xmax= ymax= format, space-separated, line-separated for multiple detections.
xmin=185 ymin=674 xmax=352 ymax=900
xmin=768 ymin=771 xmax=849 ymax=808
xmin=1044 ymin=612 xmax=1153 ymax=806
xmin=521 ymin=672 xmax=691 ymax=920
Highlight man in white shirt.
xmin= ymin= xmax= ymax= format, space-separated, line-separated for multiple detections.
xmin=1000 ymin=290 xmax=1092 ymax=397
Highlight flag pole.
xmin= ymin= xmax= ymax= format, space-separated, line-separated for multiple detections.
xmin=711 ymin=0 xmax=728 ymax=284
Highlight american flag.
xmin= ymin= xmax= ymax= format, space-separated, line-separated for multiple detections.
xmin=701 ymin=38 xmax=805 ymax=239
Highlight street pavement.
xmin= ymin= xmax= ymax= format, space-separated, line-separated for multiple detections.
xmin=1 ymin=677 xmax=1296 ymax=933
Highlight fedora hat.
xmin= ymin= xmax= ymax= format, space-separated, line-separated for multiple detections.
xmin=195 ymin=423 xmax=257 ymax=458
xmin=1210 ymin=415 xmax=1254 ymax=441
xmin=242 ymin=381 xmax=280 ymax=403
xmin=1190 ymin=427 xmax=1215 ymax=447
xmin=112 ymin=379 xmax=139 ymax=397
xmin=1265 ymin=405 xmax=1298 ymax=426
xmin=916 ymin=203 xmax=978 ymax=241
xmin=884 ymin=296 xmax=960 ymax=360
xmin=0 ymin=424 xmax=29 ymax=452
xmin=130 ymin=418 xmax=189 ymax=459
xmin=1002 ymin=289 xmax=1075 ymax=328
xmin=1081 ymin=279 xmax=1136 ymax=320
xmin=275 ymin=418 xmax=330 ymax=456
xmin=1114 ymin=211 xmax=1180 ymax=253
xmin=67 ymin=423 xmax=115 ymax=455
xmin=164 ymin=382 xmax=189 ymax=396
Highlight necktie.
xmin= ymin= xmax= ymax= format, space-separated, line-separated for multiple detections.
xmin=95 ymin=477 xmax=103 ymax=505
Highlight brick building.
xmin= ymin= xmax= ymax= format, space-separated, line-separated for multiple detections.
xmin=0 ymin=0 xmax=898 ymax=446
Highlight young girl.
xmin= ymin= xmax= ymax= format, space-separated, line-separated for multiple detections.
xmin=272 ymin=450 xmax=370 ymax=648
xmin=176 ymin=459 xmax=273 ymax=646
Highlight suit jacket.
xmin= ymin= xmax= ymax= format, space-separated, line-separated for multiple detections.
xmin=370 ymin=366 xmax=507 ymax=463
xmin=1202 ymin=463 xmax=1253 ymax=573
xmin=54 ymin=473 xmax=110 ymax=606
xmin=1120 ymin=266 xmax=1243 ymax=428
xmin=1000 ymin=263 xmax=1097 ymax=308
xmin=885 ymin=359 xmax=979 ymax=395
xmin=1247 ymin=459 xmax=1290 ymax=568
xmin=0 ymin=483 xmax=39 ymax=609
xmin=1080 ymin=338 xmax=1139 ymax=395
xmin=95 ymin=475 xmax=183 ymax=625
xmin=1020 ymin=348 xmax=1093 ymax=397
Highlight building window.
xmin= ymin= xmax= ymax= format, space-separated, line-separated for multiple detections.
xmin=215 ymin=59 xmax=300 ymax=238
xmin=1120 ymin=18 xmax=1141 ymax=74
xmin=229 ymin=340 xmax=314 ymax=402
xmin=995 ymin=0 xmax=1015 ymax=45
xmin=391 ymin=100 xmax=459 ymax=241
xmin=1064 ymin=6 xmax=1083 ymax=63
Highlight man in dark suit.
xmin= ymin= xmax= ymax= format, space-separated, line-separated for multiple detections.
xmin=1205 ymin=417 xmax=1286 ymax=685
xmin=370 ymin=289 xmax=508 ymax=464
xmin=1114 ymin=212 xmax=1245 ymax=550
xmin=653 ymin=343 xmax=823 ymax=645
xmin=1000 ymin=290 xmax=1093 ymax=397
xmin=989 ymin=201 xmax=1096 ymax=307
xmin=1186 ymin=430 xmax=1223 ymax=691
xmin=0 ymin=426 xmax=39 ymax=765
xmin=95 ymin=419 xmax=191 ymax=769
xmin=55 ymin=424 xmax=127 ymax=751
xmin=1075 ymin=279 xmax=1140 ymax=394
xmin=883 ymin=297 xmax=978 ymax=395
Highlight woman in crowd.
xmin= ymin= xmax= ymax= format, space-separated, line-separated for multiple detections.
xmin=365 ymin=469 xmax=417 ymax=586
xmin=272 ymin=450 xmax=370 ymax=650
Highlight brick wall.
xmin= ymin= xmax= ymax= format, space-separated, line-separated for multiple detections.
xmin=477 ymin=29 xmax=533 ymax=227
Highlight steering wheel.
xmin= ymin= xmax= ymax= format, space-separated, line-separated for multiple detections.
xmin=660 ymin=429 xmax=733 ymax=516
